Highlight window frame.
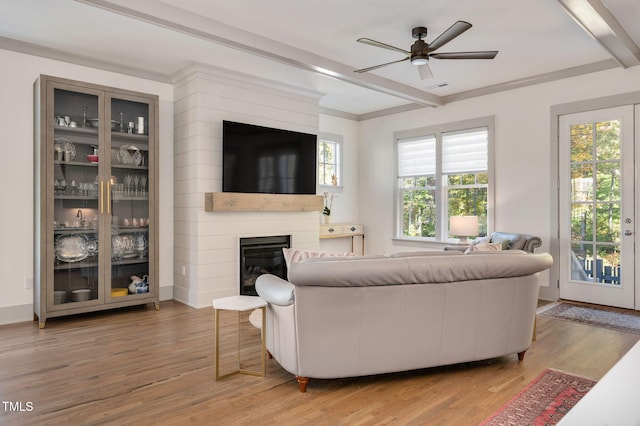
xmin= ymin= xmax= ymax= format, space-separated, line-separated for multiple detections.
xmin=318 ymin=132 xmax=343 ymax=188
xmin=393 ymin=116 xmax=495 ymax=243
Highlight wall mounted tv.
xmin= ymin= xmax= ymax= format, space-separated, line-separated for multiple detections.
xmin=222 ymin=120 xmax=317 ymax=195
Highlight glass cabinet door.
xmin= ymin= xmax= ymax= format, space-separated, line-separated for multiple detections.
xmin=51 ymin=86 xmax=103 ymax=307
xmin=106 ymin=95 xmax=154 ymax=301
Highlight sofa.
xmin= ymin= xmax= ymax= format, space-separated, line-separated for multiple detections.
xmin=445 ymin=232 xmax=542 ymax=253
xmin=256 ymin=250 xmax=553 ymax=392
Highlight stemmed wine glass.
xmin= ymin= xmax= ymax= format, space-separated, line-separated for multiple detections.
xmin=123 ymin=174 xmax=133 ymax=197
xmin=133 ymin=175 xmax=140 ymax=197
xmin=140 ymin=175 xmax=147 ymax=196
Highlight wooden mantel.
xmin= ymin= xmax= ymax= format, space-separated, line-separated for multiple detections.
xmin=204 ymin=192 xmax=323 ymax=212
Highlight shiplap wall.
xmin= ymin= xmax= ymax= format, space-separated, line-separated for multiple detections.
xmin=172 ymin=65 xmax=323 ymax=308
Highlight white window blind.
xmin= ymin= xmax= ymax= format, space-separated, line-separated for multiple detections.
xmin=397 ymin=135 xmax=436 ymax=177
xmin=442 ymin=127 xmax=488 ymax=174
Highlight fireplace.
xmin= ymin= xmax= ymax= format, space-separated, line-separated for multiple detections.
xmin=239 ymin=235 xmax=290 ymax=296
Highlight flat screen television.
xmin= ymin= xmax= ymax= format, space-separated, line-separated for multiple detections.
xmin=222 ymin=120 xmax=317 ymax=194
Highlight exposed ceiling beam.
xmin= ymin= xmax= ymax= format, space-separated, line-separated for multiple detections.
xmin=556 ymin=0 xmax=640 ymax=68
xmin=74 ymin=0 xmax=444 ymax=107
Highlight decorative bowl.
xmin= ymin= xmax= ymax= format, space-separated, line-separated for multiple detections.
xmin=71 ymin=288 xmax=91 ymax=302
xmin=87 ymin=119 xmax=120 ymax=131
xmin=86 ymin=154 xmax=99 ymax=163
xmin=111 ymin=288 xmax=128 ymax=297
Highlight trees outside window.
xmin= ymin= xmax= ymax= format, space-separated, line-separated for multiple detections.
xmin=569 ymin=120 xmax=622 ymax=283
xmin=395 ymin=118 xmax=493 ymax=242
xmin=318 ymin=133 xmax=342 ymax=187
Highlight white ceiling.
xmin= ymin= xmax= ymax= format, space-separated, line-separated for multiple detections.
xmin=1 ymin=0 xmax=639 ymax=117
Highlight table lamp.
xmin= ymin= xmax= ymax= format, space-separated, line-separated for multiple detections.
xmin=449 ymin=216 xmax=479 ymax=244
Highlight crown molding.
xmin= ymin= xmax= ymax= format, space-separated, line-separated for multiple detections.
xmin=0 ymin=36 xmax=171 ymax=84
xmin=443 ymin=59 xmax=619 ymax=104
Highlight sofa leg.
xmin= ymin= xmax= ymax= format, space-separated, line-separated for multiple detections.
xmin=295 ymin=376 xmax=310 ymax=393
xmin=518 ymin=350 xmax=527 ymax=361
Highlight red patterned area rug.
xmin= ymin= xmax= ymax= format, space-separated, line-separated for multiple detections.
xmin=537 ymin=302 xmax=640 ymax=334
xmin=480 ymin=368 xmax=596 ymax=426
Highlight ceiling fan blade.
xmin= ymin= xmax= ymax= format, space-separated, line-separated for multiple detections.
xmin=427 ymin=21 xmax=472 ymax=52
xmin=418 ymin=63 xmax=433 ymax=80
xmin=430 ymin=51 xmax=498 ymax=60
xmin=357 ymin=38 xmax=410 ymax=55
xmin=354 ymin=57 xmax=410 ymax=73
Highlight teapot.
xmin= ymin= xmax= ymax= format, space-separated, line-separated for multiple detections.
xmin=128 ymin=275 xmax=149 ymax=294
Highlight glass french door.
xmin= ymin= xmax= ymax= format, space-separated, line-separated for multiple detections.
xmin=558 ymin=105 xmax=636 ymax=309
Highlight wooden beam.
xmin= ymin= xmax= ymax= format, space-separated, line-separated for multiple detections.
xmin=204 ymin=192 xmax=323 ymax=212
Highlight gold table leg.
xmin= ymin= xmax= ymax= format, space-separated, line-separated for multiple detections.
xmin=215 ymin=306 xmax=266 ymax=380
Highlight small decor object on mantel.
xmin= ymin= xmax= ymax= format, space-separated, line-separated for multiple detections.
xmin=322 ymin=191 xmax=334 ymax=224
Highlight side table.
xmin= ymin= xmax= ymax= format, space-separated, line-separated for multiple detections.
xmin=212 ymin=295 xmax=267 ymax=380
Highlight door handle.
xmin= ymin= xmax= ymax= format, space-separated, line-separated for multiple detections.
xmin=624 ymin=230 xmax=633 ymax=236
xmin=99 ymin=181 xmax=104 ymax=214
xmin=106 ymin=181 xmax=111 ymax=214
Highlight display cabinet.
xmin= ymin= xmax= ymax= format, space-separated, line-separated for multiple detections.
xmin=34 ymin=75 xmax=159 ymax=328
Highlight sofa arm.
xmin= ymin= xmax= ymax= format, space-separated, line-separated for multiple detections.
xmin=256 ymin=274 xmax=295 ymax=306
xmin=522 ymin=235 xmax=542 ymax=253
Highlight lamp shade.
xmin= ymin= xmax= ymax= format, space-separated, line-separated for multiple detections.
xmin=450 ymin=216 xmax=479 ymax=240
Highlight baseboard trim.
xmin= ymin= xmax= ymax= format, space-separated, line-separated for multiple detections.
xmin=0 ymin=303 xmax=34 ymax=326
xmin=1 ymin=286 xmax=174 ymax=326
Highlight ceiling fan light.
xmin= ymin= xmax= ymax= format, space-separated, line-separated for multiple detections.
xmin=411 ymin=56 xmax=428 ymax=66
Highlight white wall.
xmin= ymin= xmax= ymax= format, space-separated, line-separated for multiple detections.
xmin=0 ymin=48 xmax=174 ymax=324
xmin=357 ymin=66 xmax=640 ymax=291
xmin=317 ymin=114 xmax=361 ymax=253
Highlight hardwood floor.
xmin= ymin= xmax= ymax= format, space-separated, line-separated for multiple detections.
xmin=0 ymin=300 xmax=638 ymax=425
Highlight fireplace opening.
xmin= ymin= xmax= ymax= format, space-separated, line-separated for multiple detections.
xmin=239 ymin=235 xmax=291 ymax=296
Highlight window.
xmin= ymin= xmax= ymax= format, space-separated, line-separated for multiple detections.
xmin=395 ymin=117 xmax=494 ymax=242
xmin=318 ymin=133 xmax=342 ymax=186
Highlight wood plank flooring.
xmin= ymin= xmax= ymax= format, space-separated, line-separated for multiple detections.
xmin=0 ymin=300 xmax=638 ymax=425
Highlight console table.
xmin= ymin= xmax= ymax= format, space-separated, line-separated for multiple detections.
xmin=320 ymin=223 xmax=364 ymax=254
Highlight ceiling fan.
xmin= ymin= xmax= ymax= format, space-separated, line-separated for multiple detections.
xmin=354 ymin=21 xmax=498 ymax=80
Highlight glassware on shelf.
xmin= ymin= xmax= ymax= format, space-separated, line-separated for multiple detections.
xmin=133 ymin=175 xmax=140 ymax=196
xmin=123 ymin=174 xmax=133 ymax=196
xmin=140 ymin=175 xmax=147 ymax=196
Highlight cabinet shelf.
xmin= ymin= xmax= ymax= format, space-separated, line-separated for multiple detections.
xmin=112 ymin=164 xmax=148 ymax=171
xmin=54 ymin=160 xmax=99 ymax=167
xmin=55 ymin=125 xmax=149 ymax=141
xmin=114 ymin=227 xmax=149 ymax=233
xmin=54 ymin=257 xmax=149 ymax=271
xmin=54 ymin=195 xmax=99 ymax=200
xmin=54 ymin=125 xmax=97 ymax=136
xmin=112 ymin=195 xmax=149 ymax=201
xmin=54 ymin=228 xmax=98 ymax=234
